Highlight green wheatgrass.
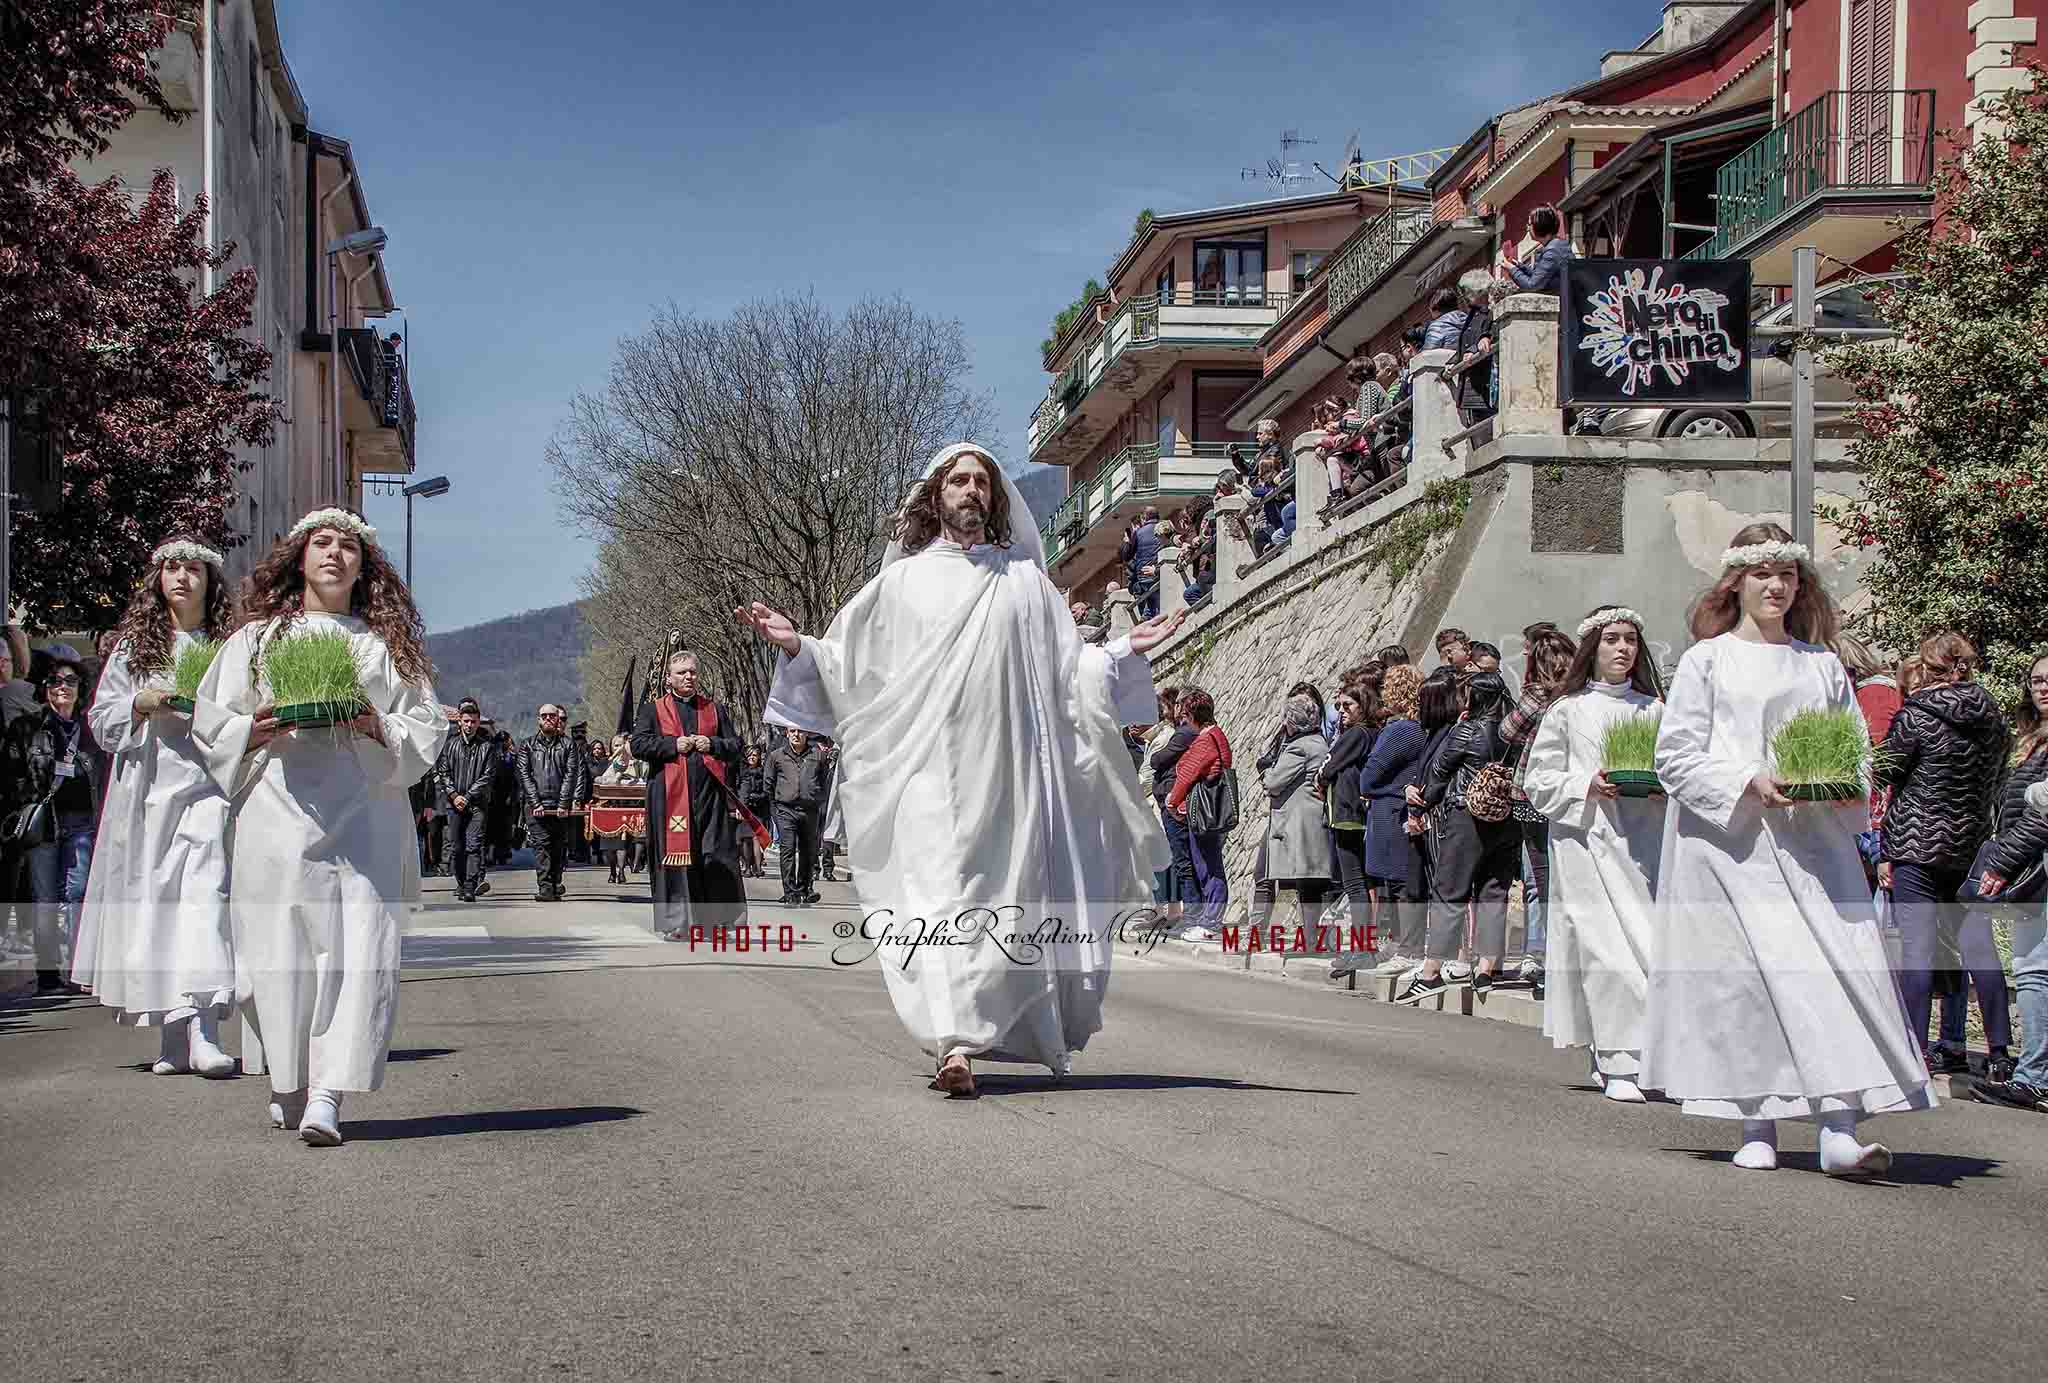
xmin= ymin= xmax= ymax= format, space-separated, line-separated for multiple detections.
xmin=262 ymin=629 xmax=368 ymax=713
xmin=170 ymin=638 xmax=221 ymax=700
xmin=1768 ymin=706 xmax=1886 ymax=786
xmin=1599 ymin=709 xmax=1663 ymax=775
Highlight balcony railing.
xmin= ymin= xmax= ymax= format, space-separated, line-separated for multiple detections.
xmin=1325 ymin=205 xmax=1434 ymax=316
xmin=1039 ymin=441 xmax=1240 ymax=567
xmin=1028 ymin=291 xmax=1290 ymax=457
xmin=1684 ymin=88 xmax=1935 ymax=262
xmin=338 ymin=327 xmax=417 ymax=470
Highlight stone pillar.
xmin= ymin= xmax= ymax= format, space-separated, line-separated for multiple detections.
xmin=1103 ymin=586 xmax=1138 ymax=639
xmin=1212 ymin=490 xmax=1252 ymax=605
xmin=1408 ymin=347 xmax=1464 ymax=488
xmin=1969 ymin=2 xmax=2038 ymax=144
xmin=1290 ymin=430 xmax=1329 ymax=547
xmin=1158 ymin=545 xmax=1187 ymax=618
xmin=1493 ymin=293 xmax=1563 ymax=438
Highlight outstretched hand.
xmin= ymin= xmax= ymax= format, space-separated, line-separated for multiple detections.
xmin=1128 ymin=606 xmax=1188 ymax=656
xmin=735 ymin=602 xmax=801 ymax=656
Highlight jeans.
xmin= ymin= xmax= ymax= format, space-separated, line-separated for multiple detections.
xmin=1892 ymin=860 xmax=2010 ymax=1054
xmin=774 ymin=802 xmax=817 ymax=899
xmin=1189 ymin=830 xmax=1228 ymax=926
xmin=27 ymin=812 xmax=95 ymax=971
xmin=1278 ymin=500 xmax=1297 ymax=541
xmin=1162 ymin=806 xmax=1196 ymax=909
xmin=443 ymin=806 xmax=488 ymax=893
xmin=531 ymin=815 xmax=573 ymax=892
xmin=1520 ymin=817 xmax=1550 ymax=959
xmin=2011 ymin=908 xmax=2048 ymax=1086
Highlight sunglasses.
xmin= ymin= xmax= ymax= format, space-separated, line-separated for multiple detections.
xmin=47 ymin=674 xmax=81 ymax=688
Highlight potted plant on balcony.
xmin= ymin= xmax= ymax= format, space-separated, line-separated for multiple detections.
xmin=165 ymin=637 xmax=221 ymax=714
xmin=1600 ymin=709 xmax=1664 ymax=798
xmin=1767 ymin=706 xmax=1881 ymax=802
xmin=263 ymin=629 xmax=371 ymax=730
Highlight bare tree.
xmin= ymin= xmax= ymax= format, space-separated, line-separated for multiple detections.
xmin=550 ymin=293 xmax=995 ymax=732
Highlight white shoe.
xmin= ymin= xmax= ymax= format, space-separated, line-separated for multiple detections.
xmin=269 ymin=1089 xmax=307 ymax=1130
xmin=1517 ymin=955 xmax=1543 ymax=983
xmin=187 ymin=1010 xmax=238 ymax=1078
xmin=1441 ymin=960 xmax=1473 ymax=981
xmin=299 ymin=1089 xmax=344 ymax=1147
xmin=1371 ymin=951 xmax=1416 ymax=976
xmin=1176 ymin=925 xmax=1219 ymax=943
xmin=152 ymin=1017 xmax=191 ymax=1075
xmin=1602 ymin=1078 xmax=1646 ymax=1103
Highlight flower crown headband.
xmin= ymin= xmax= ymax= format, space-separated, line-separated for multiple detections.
xmin=1720 ymin=540 xmax=1808 ymax=570
xmin=1577 ymin=607 xmax=1644 ymax=640
xmin=150 ymin=539 xmax=224 ymax=568
xmin=289 ymin=508 xmax=378 ymax=543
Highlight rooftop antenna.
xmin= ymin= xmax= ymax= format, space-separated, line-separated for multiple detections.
xmin=1240 ymin=129 xmax=1317 ymax=191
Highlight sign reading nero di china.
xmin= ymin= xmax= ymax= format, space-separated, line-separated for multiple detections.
xmin=1558 ymin=258 xmax=1751 ymax=406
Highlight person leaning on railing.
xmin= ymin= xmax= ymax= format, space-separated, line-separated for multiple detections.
xmin=1449 ymin=269 xmax=1497 ymax=427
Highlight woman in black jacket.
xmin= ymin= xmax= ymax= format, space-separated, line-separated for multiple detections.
xmin=735 ymin=744 xmax=772 ymax=878
xmin=1318 ymin=684 xmax=1380 ymax=978
xmin=1358 ymin=665 xmax=1430 ymax=973
xmin=1402 ymin=670 xmax=1517 ymax=1003
xmin=1871 ymin=632 xmax=2010 ymax=1073
xmin=1975 ymin=651 xmax=2048 ymax=1107
xmin=2 ymin=650 xmax=105 ymax=994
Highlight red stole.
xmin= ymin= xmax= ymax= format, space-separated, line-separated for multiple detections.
xmin=653 ymin=693 xmax=724 ymax=868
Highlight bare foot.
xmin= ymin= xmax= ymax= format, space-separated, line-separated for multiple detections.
xmin=934 ymin=1053 xmax=976 ymax=1097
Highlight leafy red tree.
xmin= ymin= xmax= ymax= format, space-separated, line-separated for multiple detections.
xmin=1 ymin=0 xmax=281 ymax=631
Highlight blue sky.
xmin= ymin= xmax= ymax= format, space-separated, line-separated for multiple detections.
xmin=275 ymin=0 xmax=1659 ymax=632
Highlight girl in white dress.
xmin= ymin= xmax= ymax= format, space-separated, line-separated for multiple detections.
xmin=1642 ymin=522 xmax=1933 ymax=1175
xmin=193 ymin=510 xmax=448 ymax=1147
xmin=71 ymin=537 xmax=238 ymax=1076
xmin=1522 ymin=605 xmax=1662 ymax=1103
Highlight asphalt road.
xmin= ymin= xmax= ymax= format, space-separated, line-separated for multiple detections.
xmin=6 ymin=857 xmax=2047 ymax=1382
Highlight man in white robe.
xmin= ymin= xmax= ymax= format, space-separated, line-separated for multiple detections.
xmin=741 ymin=443 xmax=1181 ymax=1094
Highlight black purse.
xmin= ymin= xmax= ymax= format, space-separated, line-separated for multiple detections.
xmin=1960 ymin=835 xmax=2046 ymax=907
xmin=1185 ymin=727 xmax=1240 ymax=836
xmin=3 ymin=786 xmax=55 ymax=847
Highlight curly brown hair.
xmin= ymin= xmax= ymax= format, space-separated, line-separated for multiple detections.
xmin=110 ymin=537 xmax=233 ymax=681
xmin=237 ymin=518 xmax=435 ymax=687
xmin=894 ymin=448 xmax=1013 ymax=555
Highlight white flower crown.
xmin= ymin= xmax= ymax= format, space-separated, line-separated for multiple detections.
xmin=1576 ymin=607 xmax=1644 ymax=639
xmin=150 ymin=539 xmax=224 ymax=567
xmin=1720 ymin=540 xmax=1809 ymax=570
xmin=289 ymin=508 xmax=378 ymax=543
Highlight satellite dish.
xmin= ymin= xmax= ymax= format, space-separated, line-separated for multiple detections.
xmin=1343 ymin=130 xmax=1360 ymax=171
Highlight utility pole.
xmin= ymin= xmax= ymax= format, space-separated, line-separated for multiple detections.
xmin=1790 ymin=245 xmax=1816 ymax=551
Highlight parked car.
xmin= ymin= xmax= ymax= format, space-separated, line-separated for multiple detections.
xmin=1594 ymin=273 xmax=1910 ymax=440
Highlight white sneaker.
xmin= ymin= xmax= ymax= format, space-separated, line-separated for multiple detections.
xmin=1371 ymin=951 xmax=1417 ymax=976
xmin=299 ymin=1089 xmax=344 ymax=1147
xmin=1177 ymin=925 xmax=1219 ymax=943
xmin=187 ymin=1010 xmax=238 ymax=1078
xmin=1517 ymin=955 xmax=1543 ymax=983
xmin=1441 ymin=960 xmax=1473 ymax=981
xmin=1603 ymin=1078 xmax=1646 ymax=1103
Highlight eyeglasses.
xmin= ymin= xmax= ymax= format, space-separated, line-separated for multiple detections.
xmin=2030 ymin=676 xmax=2048 ymax=688
xmin=47 ymin=674 xmax=80 ymax=688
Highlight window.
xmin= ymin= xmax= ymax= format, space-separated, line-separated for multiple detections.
xmin=1155 ymin=263 xmax=1173 ymax=304
xmin=1191 ymin=371 xmax=1259 ymax=445
xmin=1291 ymin=251 xmax=1325 ymax=294
xmin=1191 ymin=236 xmax=1268 ymax=305
xmin=1844 ymin=0 xmax=1896 ymax=184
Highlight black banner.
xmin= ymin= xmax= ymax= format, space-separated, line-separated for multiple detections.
xmin=1559 ymin=258 xmax=1752 ymax=406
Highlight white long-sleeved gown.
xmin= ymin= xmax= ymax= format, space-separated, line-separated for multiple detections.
xmin=1639 ymin=634 xmax=1933 ymax=1119
xmin=765 ymin=538 xmax=1166 ymax=1073
xmin=1521 ymin=680 xmax=1661 ymax=1076
xmin=69 ymin=631 xmax=234 ymax=1023
xmin=192 ymin=614 xmax=448 ymax=1093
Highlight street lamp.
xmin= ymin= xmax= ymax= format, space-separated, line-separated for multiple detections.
xmin=326 ymin=227 xmax=389 ymax=506
xmin=401 ymin=474 xmax=451 ymax=586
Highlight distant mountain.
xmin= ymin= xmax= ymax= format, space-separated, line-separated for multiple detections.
xmin=431 ymin=602 xmax=587 ymax=737
xmin=1011 ymin=464 xmax=1067 ymax=525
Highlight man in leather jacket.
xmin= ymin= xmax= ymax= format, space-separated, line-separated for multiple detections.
xmin=434 ymin=697 xmax=497 ymax=901
xmin=520 ymin=703 xmax=591 ymax=901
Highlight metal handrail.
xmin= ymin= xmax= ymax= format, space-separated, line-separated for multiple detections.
xmin=1326 ymin=205 xmax=1435 ymax=315
xmin=1684 ymin=88 xmax=1935 ymax=261
xmin=1439 ymin=414 xmax=1495 ymax=457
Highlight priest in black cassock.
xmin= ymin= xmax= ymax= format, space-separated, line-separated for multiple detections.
xmin=630 ymin=649 xmax=754 ymax=940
